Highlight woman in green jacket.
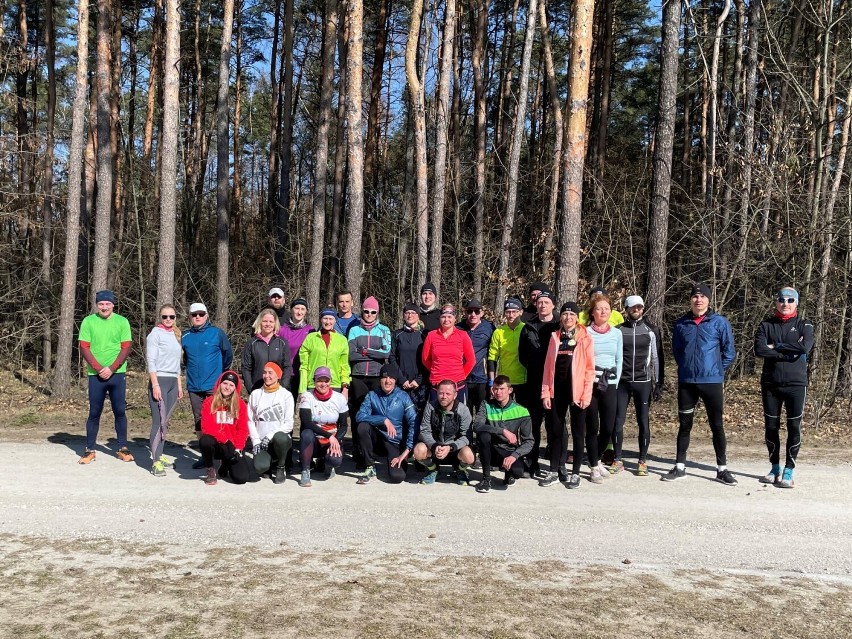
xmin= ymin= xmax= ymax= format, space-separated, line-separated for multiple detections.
xmin=298 ymin=308 xmax=351 ymax=398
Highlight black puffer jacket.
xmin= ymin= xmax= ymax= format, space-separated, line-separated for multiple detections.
xmin=753 ymin=315 xmax=814 ymax=386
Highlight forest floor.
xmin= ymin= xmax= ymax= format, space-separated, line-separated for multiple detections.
xmin=1 ymin=369 xmax=851 ymax=638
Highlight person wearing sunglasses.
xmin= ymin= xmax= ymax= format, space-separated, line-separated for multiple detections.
xmin=145 ymin=304 xmax=184 ymax=476
xmin=182 ymin=302 xmax=233 ymax=461
xmin=457 ymin=298 xmax=494 ymax=416
xmin=753 ymin=287 xmax=814 ymax=489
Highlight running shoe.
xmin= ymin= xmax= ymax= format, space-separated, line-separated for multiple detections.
xmin=78 ymin=449 xmax=96 ymax=465
xmin=777 ymin=467 xmax=795 ymax=489
xmin=476 ymin=477 xmax=492 ymax=493
xmin=601 ymin=444 xmax=615 ymax=466
xmin=608 ymin=460 xmax=624 ymax=474
xmin=504 ymin=473 xmax=516 ymax=487
xmin=539 ymin=472 xmax=559 ymax=487
xmin=597 ymin=463 xmax=610 ymax=478
xmin=589 ymin=468 xmax=604 ymax=484
xmin=159 ymin=454 xmax=176 ymax=468
xmin=531 ymin=468 xmax=547 ymax=481
xmin=356 ymin=465 xmax=376 ymax=485
xmin=661 ymin=466 xmax=685 ymax=482
xmin=274 ymin=466 xmax=287 ymax=485
xmin=299 ymin=469 xmax=312 ymax=487
xmin=116 ymin=447 xmax=134 ymax=462
xmin=760 ymin=465 xmax=782 ymax=485
xmin=636 ymin=462 xmax=648 ymax=477
xmin=715 ymin=469 xmax=738 ymax=486
xmin=326 ymin=467 xmax=336 ymax=479
xmin=421 ymin=468 xmax=438 ymax=485
xmin=204 ymin=468 xmax=218 ymax=486
xmin=151 ymin=460 xmax=166 ymax=477
xmin=567 ymin=474 xmax=581 ymax=489
xmin=456 ymin=465 xmax=471 ymax=486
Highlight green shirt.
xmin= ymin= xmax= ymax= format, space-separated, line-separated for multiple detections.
xmin=79 ymin=312 xmax=132 ymax=375
xmin=487 ymin=322 xmax=527 ymax=385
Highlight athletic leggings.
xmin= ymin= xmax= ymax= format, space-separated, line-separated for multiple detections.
xmin=300 ymin=427 xmax=347 ymax=471
xmin=466 ymin=382 xmax=488 ymax=417
xmin=148 ymin=376 xmax=179 ymax=462
xmin=550 ymin=381 xmax=587 ymax=476
xmin=523 ymin=379 xmax=550 ymax=473
xmin=614 ymin=380 xmax=652 ymax=462
xmin=86 ymin=373 xmax=127 ymax=450
xmin=349 ymin=377 xmax=381 ymax=459
xmin=477 ymin=431 xmax=525 ymax=479
xmin=356 ymin=422 xmax=408 ymax=483
xmin=252 ymin=431 xmax=293 ymax=474
xmin=762 ymin=384 xmax=806 ymax=469
xmin=587 ymin=383 xmax=618 ymax=468
xmin=676 ymin=382 xmax=727 ymax=466
xmin=199 ymin=435 xmax=258 ymax=484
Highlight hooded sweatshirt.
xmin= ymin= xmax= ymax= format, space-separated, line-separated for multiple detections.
xmin=200 ymin=371 xmax=249 ymax=446
xmin=247 ymin=384 xmax=295 ymax=445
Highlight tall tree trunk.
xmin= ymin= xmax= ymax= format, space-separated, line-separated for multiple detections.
xmin=275 ymin=0 xmax=295 ymax=274
xmin=156 ymin=0 xmax=180 ymax=309
xmin=15 ymin=0 xmax=31 ymax=245
xmin=54 ymin=0 xmax=90 ymax=396
xmin=405 ymin=0 xmax=429 ymax=286
xmin=555 ymin=0 xmax=595 ymax=302
xmin=141 ymin=0 xmax=162 ymax=193
xmin=644 ymin=0 xmax=681 ymax=325
xmin=364 ymin=0 xmax=390 ymax=198
xmin=494 ymin=0 xmax=537 ymax=310
xmin=343 ymin=0 xmax=365 ymax=296
xmin=307 ymin=0 xmax=339 ymax=325
xmin=592 ymin=0 xmax=614 ymax=190
xmin=91 ymin=0 xmax=115 ymax=298
xmin=470 ymin=0 xmax=488 ymax=299
xmin=232 ymin=5 xmax=243 ymax=239
xmin=328 ymin=13 xmax=349 ymax=298
xmin=215 ymin=0 xmax=235 ymax=329
xmin=41 ymin=0 xmax=57 ymax=372
xmin=268 ymin=0 xmax=282 ymax=228
xmin=539 ymin=0 xmax=562 ymax=273
xmin=430 ymin=0 xmax=456 ymax=285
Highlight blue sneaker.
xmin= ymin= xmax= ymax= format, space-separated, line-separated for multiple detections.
xmin=760 ymin=464 xmax=782 ymax=484
xmin=778 ymin=467 xmax=795 ymax=489
xmin=420 ymin=465 xmax=438 ymax=485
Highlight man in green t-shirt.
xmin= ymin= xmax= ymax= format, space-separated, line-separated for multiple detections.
xmin=77 ymin=290 xmax=133 ymax=464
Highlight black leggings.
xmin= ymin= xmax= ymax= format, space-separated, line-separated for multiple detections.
xmin=300 ymin=428 xmax=347 ymax=470
xmin=523 ymin=380 xmax=550 ymax=473
xmin=466 ymin=382 xmax=488 ymax=417
xmin=676 ymin=382 xmax=726 ymax=466
xmin=349 ymin=377 xmax=381 ymax=458
xmin=550 ymin=382 xmax=586 ymax=476
xmin=586 ymin=383 xmax=618 ymax=468
xmin=199 ymin=435 xmax=258 ymax=484
xmin=761 ymin=384 xmax=806 ymax=469
xmin=356 ymin=422 xmax=408 ymax=483
xmin=478 ymin=432 xmax=525 ymax=479
xmin=614 ymin=381 xmax=652 ymax=461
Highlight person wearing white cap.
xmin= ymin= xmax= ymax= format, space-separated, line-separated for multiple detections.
xmin=266 ymin=287 xmax=291 ymax=326
xmin=613 ymin=295 xmax=664 ymax=476
xmin=182 ymin=302 xmax=233 ymax=463
xmin=753 ymin=286 xmax=814 ymax=489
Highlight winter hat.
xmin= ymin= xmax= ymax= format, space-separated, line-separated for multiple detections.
xmin=778 ymin=287 xmax=799 ymax=304
xmin=537 ymin=290 xmax=555 ymax=302
xmin=690 ymin=283 xmax=711 ymax=298
xmin=220 ymin=371 xmax=239 ymax=386
xmin=560 ymin=301 xmax=580 ymax=315
xmin=504 ymin=297 xmax=523 ymax=311
xmin=625 ymin=295 xmax=645 ymax=309
xmin=421 ymin=282 xmax=438 ymax=295
xmin=403 ymin=302 xmax=420 ymax=314
xmin=528 ymin=281 xmax=549 ymax=294
xmin=362 ymin=296 xmax=380 ymax=312
xmin=589 ymin=286 xmax=607 ymax=296
xmin=319 ymin=307 xmax=336 ymax=319
xmin=264 ymin=362 xmax=283 ymax=379
xmin=313 ymin=366 xmax=332 ymax=381
xmin=379 ymin=363 xmax=401 ymax=381
xmin=95 ymin=290 xmax=116 ymax=304
xmin=290 ymin=297 xmax=308 ymax=309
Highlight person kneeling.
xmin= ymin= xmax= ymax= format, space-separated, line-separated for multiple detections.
xmin=413 ymin=380 xmax=475 ymax=485
xmin=298 ymin=366 xmax=349 ymax=487
xmin=247 ymin=362 xmax=294 ymax=485
xmin=200 ymin=371 xmax=256 ymax=485
xmin=355 ymin=364 xmax=417 ymax=484
xmin=473 ymin=376 xmax=533 ymax=493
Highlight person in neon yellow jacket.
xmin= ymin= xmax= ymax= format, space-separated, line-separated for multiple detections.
xmin=298 ymin=308 xmax=351 ymax=397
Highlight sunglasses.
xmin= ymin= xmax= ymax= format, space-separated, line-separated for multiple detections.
xmin=466 ymin=309 xmax=482 ymax=314
xmin=777 ymin=297 xmax=796 ymax=304
xmin=191 ymin=312 xmax=207 ymax=318
xmin=362 ymin=310 xmax=377 ymax=315
xmin=161 ymin=314 xmax=176 ymax=320
xmin=269 ymin=294 xmax=283 ymax=299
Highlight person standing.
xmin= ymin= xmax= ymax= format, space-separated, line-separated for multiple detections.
xmin=266 ymin=287 xmax=291 ymax=326
xmin=390 ymin=303 xmax=428 ymax=411
xmin=614 ymin=295 xmax=663 ymax=476
xmin=664 ymin=283 xmax=738 ymax=485
xmin=418 ymin=282 xmax=441 ymax=332
xmin=457 ymin=298 xmax=494 ymax=416
xmin=579 ymin=286 xmax=625 ymax=327
xmin=247 ymin=362 xmax=294 ymax=484
xmin=78 ymin=290 xmax=134 ymax=464
xmin=298 ymin=308 xmax=351 ymax=395
xmin=487 ymin=298 xmax=528 ymax=400
xmin=146 ymin=304 xmax=184 ymax=476
xmin=422 ymin=305 xmax=476 ymax=404
xmin=334 ymin=289 xmax=361 ymax=336
xmin=518 ymin=290 xmax=559 ymax=478
xmin=241 ymin=309 xmax=292 ymax=393
xmin=754 ymin=287 xmax=814 ymax=489
xmin=521 ymin=282 xmax=549 ymax=323
xmin=278 ymin=297 xmax=315 ymax=398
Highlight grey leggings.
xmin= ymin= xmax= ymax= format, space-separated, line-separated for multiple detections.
xmin=149 ymin=376 xmax=179 ymax=462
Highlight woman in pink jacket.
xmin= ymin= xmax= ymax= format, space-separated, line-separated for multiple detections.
xmin=540 ymin=302 xmax=595 ymax=489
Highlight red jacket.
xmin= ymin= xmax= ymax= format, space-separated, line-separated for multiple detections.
xmin=201 ymin=371 xmax=249 ymax=446
xmin=422 ymin=327 xmax=476 ymax=386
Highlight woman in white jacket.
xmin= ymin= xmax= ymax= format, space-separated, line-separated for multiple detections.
xmin=247 ymin=362 xmax=294 ymax=484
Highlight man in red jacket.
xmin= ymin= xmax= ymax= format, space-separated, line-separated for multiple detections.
xmin=422 ymin=305 xmax=475 ymax=404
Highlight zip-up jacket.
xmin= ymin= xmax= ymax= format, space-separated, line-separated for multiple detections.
xmin=200 ymin=371 xmax=249 ymax=446
xmin=335 ymin=313 xmax=360 ymax=337
xmin=182 ymin=321 xmax=233 ymax=393
xmin=487 ymin=321 xmax=527 ymax=384
xmin=457 ymin=319 xmax=495 ymax=384
xmin=422 ymin=327 xmax=476 ymax=386
xmin=519 ymin=315 xmax=559 ymax=383
xmin=241 ymin=334 xmax=292 ymax=392
xmin=419 ymin=307 xmax=441 ymax=333
xmin=753 ymin=314 xmax=814 ymax=387
xmin=356 ymin=386 xmax=418 ymax=450
xmin=473 ymin=398 xmax=534 ymax=459
xmin=347 ymin=322 xmax=392 ymax=377
xmin=541 ymin=324 xmax=596 ymax=408
xmin=278 ymin=322 xmax=315 ymax=367
xmin=298 ymin=330 xmax=352 ymax=393
xmin=390 ymin=326 xmax=426 ymax=385
xmin=672 ymin=309 xmax=736 ymax=384
xmin=247 ymin=385 xmax=295 ymax=445
xmin=419 ymin=399 xmax=473 ymax=451
xmin=617 ymin=317 xmax=663 ymax=386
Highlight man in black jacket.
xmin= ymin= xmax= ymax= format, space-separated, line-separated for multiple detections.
xmin=413 ymin=380 xmax=475 ymax=485
xmin=521 ymin=282 xmax=550 ymax=323
xmin=753 ymin=287 xmax=814 ymax=489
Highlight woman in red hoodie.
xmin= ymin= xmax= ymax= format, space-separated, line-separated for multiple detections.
xmin=200 ymin=370 xmax=253 ymax=485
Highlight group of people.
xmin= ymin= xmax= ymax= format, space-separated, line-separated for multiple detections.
xmin=77 ymin=281 xmax=813 ymax=491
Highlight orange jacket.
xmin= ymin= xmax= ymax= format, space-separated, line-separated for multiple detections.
xmin=541 ymin=324 xmax=595 ymax=409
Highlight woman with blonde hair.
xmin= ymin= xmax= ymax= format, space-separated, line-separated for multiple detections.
xmin=200 ymin=371 xmax=254 ymax=485
xmin=242 ymin=308 xmax=292 ymax=392
xmin=146 ymin=304 xmax=184 ymax=476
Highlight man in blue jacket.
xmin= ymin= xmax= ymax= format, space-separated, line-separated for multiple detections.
xmin=664 ymin=284 xmax=738 ymax=486
xmin=355 ymin=363 xmax=418 ymax=484
xmin=182 ymin=302 xmax=233 ymax=443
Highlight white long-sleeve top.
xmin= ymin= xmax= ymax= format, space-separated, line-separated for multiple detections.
xmin=247 ymin=386 xmax=295 ymax=445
